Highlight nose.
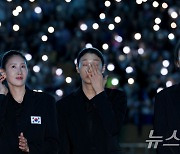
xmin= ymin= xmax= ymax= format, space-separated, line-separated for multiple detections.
xmin=17 ymin=67 xmax=23 ymax=75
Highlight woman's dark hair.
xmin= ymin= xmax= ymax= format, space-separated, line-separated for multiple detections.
xmin=174 ymin=40 xmax=180 ymax=66
xmin=1 ymin=50 xmax=27 ymax=69
xmin=77 ymin=47 xmax=104 ymax=66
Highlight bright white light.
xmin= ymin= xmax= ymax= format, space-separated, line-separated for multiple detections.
xmin=65 ymin=0 xmax=71 ymax=2
xmin=16 ymin=6 xmax=22 ymax=12
xmin=123 ymin=46 xmax=131 ymax=54
xmin=162 ymin=2 xmax=168 ymax=9
xmin=153 ymin=24 xmax=160 ymax=31
xmin=162 ymin=60 xmax=170 ymax=67
xmin=92 ymin=23 xmax=99 ymax=30
xmin=85 ymin=43 xmax=93 ymax=48
xmin=80 ymin=23 xmax=87 ymax=31
xmin=114 ymin=16 xmax=121 ymax=23
xmin=108 ymin=24 xmax=115 ymax=30
xmin=41 ymin=35 xmax=48 ymax=41
xmin=171 ymin=11 xmax=178 ymax=19
xmin=6 ymin=0 xmax=12 ymax=2
xmin=138 ymin=48 xmax=144 ymax=55
xmin=171 ymin=22 xmax=177 ymax=29
xmin=42 ymin=55 xmax=48 ymax=61
xmin=115 ymin=0 xmax=121 ymax=2
xmin=107 ymin=63 xmax=115 ymax=71
xmin=56 ymin=68 xmax=63 ymax=76
xmin=168 ymin=33 xmax=175 ymax=40
xmin=12 ymin=10 xmax=19 ymax=16
xmin=157 ymin=87 xmax=163 ymax=93
xmin=25 ymin=54 xmax=32 ymax=61
xmin=161 ymin=68 xmax=168 ymax=75
xmin=33 ymin=89 xmax=42 ymax=92
xmin=166 ymin=81 xmax=172 ymax=87
xmin=29 ymin=0 xmax=35 ymax=2
xmin=152 ymin=1 xmax=159 ymax=8
xmin=111 ymin=78 xmax=119 ymax=86
xmin=102 ymin=43 xmax=109 ymax=50
xmin=142 ymin=0 xmax=147 ymax=2
xmin=155 ymin=18 xmax=161 ymax=24
xmin=99 ymin=13 xmax=106 ymax=19
xmin=134 ymin=33 xmax=141 ymax=40
xmin=56 ymin=89 xmax=63 ymax=97
xmin=105 ymin=1 xmax=111 ymax=7
xmin=126 ymin=66 xmax=133 ymax=73
xmin=33 ymin=65 xmax=40 ymax=72
xmin=34 ymin=7 xmax=42 ymax=14
xmin=74 ymin=59 xmax=77 ymax=65
xmin=128 ymin=78 xmax=134 ymax=85
xmin=0 ymin=22 xmax=1 ymax=27
xmin=13 ymin=24 xmax=20 ymax=31
xmin=66 ymin=77 xmax=72 ymax=83
xmin=48 ymin=26 xmax=54 ymax=33
xmin=114 ymin=35 xmax=122 ymax=43
xmin=136 ymin=0 xmax=142 ymax=4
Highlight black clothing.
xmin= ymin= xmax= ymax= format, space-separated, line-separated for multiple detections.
xmin=0 ymin=88 xmax=59 ymax=154
xmin=56 ymin=87 xmax=127 ymax=154
xmin=154 ymin=83 xmax=180 ymax=154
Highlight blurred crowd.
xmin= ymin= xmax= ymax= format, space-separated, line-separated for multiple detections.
xmin=0 ymin=0 xmax=179 ymax=129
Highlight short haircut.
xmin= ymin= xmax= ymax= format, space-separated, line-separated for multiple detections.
xmin=76 ymin=47 xmax=104 ymax=66
xmin=1 ymin=50 xmax=27 ymax=69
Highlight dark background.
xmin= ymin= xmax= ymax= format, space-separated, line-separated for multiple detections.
xmin=0 ymin=0 xmax=179 ymax=153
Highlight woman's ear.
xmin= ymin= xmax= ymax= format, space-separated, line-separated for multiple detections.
xmin=76 ymin=64 xmax=80 ymax=73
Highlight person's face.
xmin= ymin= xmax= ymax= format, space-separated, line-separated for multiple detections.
xmin=76 ymin=53 xmax=105 ymax=84
xmin=4 ymin=55 xmax=28 ymax=88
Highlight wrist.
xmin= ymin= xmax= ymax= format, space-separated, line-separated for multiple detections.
xmin=95 ymin=88 xmax=104 ymax=95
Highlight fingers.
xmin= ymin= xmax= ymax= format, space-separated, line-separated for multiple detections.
xmin=0 ymin=72 xmax=6 ymax=83
xmin=18 ymin=132 xmax=29 ymax=152
xmin=88 ymin=64 xmax=96 ymax=75
xmin=89 ymin=63 xmax=100 ymax=75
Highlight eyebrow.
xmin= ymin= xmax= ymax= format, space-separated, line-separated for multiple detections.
xmin=8 ymin=63 xmax=26 ymax=65
xmin=81 ymin=59 xmax=100 ymax=62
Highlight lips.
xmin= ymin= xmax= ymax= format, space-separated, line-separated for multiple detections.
xmin=16 ymin=77 xmax=23 ymax=80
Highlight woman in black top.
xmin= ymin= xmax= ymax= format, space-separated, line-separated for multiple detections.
xmin=154 ymin=41 xmax=180 ymax=154
xmin=0 ymin=50 xmax=58 ymax=154
xmin=56 ymin=48 xmax=127 ymax=154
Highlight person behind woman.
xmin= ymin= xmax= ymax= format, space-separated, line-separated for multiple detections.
xmin=154 ymin=41 xmax=180 ymax=154
xmin=0 ymin=50 xmax=59 ymax=154
xmin=56 ymin=47 xmax=127 ymax=154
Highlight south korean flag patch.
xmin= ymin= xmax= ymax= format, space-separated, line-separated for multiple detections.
xmin=31 ymin=116 xmax=41 ymax=124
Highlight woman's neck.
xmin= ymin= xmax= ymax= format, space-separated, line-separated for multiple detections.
xmin=9 ymin=85 xmax=26 ymax=103
xmin=82 ymin=83 xmax=96 ymax=99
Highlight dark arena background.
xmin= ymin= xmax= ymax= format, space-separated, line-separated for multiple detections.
xmin=0 ymin=0 xmax=180 ymax=153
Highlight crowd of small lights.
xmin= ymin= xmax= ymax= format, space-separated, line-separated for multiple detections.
xmin=1 ymin=0 xmax=179 ymax=97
